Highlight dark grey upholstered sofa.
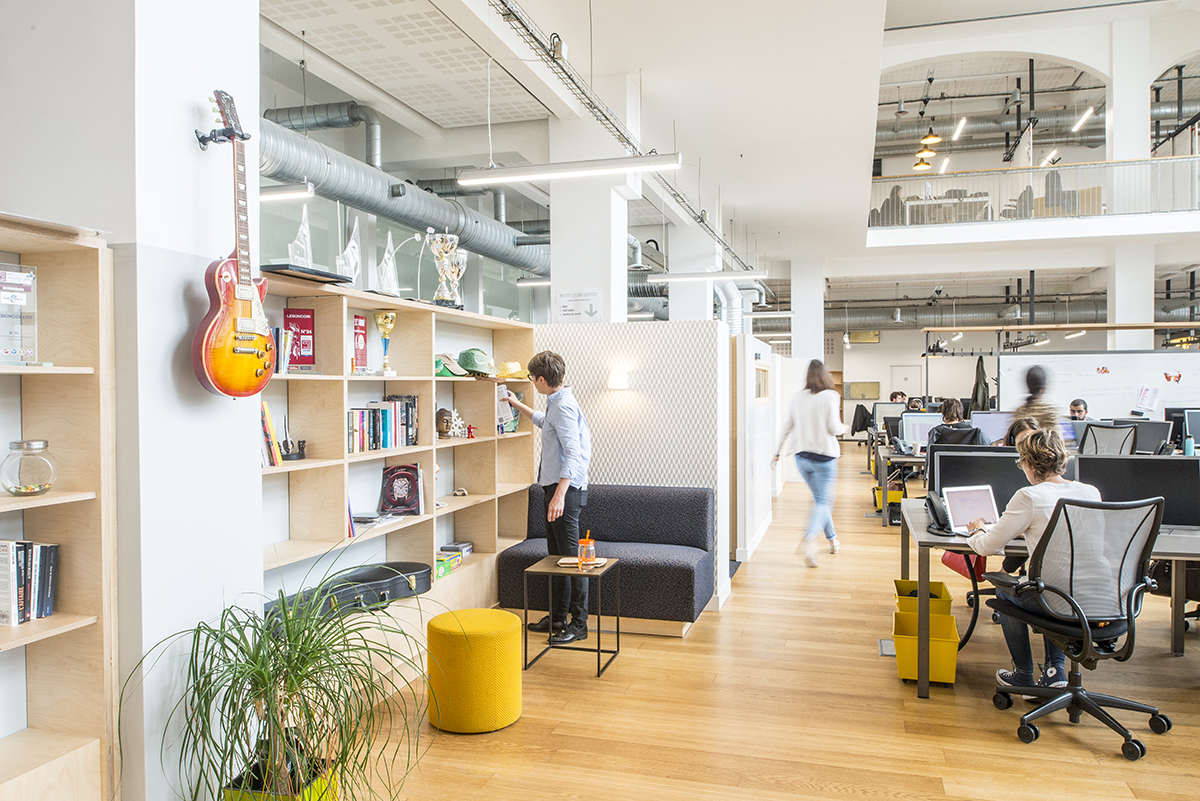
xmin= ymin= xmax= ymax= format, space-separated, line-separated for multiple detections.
xmin=496 ymin=484 xmax=716 ymax=623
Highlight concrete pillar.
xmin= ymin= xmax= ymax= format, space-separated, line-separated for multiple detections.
xmin=667 ymin=223 xmax=721 ymax=321
xmin=1108 ymin=245 xmax=1155 ymax=350
xmin=1107 ymin=19 xmax=1153 ymax=161
xmin=548 ymin=75 xmax=641 ymax=324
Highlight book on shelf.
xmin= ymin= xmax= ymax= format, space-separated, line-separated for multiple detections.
xmin=353 ymin=315 xmax=368 ymax=372
xmin=380 ymin=464 xmax=422 ymax=516
xmin=0 ymin=540 xmax=57 ymax=626
xmin=496 ymin=383 xmax=514 ymax=428
xmin=283 ymin=307 xmax=314 ymax=368
xmin=442 ymin=540 xmax=474 ymax=555
xmin=384 ymin=394 xmax=419 ymax=446
xmin=261 ymin=401 xmax=284 ymax=466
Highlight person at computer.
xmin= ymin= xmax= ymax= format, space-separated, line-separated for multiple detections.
xmin=1068 ymin=398 xmax=1095 ymax=421
xmin=963 ymin=429 xmax=1101 ymax=695
xmin=907 ymin=397 xmax=924 ymax=411
xmin=1012 ymin=365 xmax=1061 ymax=432
xmin=890 ymin=391 xmax=907 ymax=403
xmin=993 ymin=416 xmax=1040 ymax=447
xmin=927 ymin=398 xmax=985 ymax=446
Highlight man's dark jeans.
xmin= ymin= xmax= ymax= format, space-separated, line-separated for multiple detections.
xmin=543 ymin=484 xmax=587 ymax=626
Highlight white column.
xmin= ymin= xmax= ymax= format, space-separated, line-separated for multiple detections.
xmin=1107 ymin=19 xmax=1153 ymax=161
xmin=1108 ymin=244 xmax=1155 ymax=350
xmin=790 ymin=260 xmax=825 ymax=370
xmin=548 ymin=75 xmax=641 ymax=324
xmin=667 ymin=223 xmax=721 ymax=320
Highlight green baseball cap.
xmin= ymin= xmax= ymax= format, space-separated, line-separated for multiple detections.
xmin=457 ymin=348 xmax=494 ymax=377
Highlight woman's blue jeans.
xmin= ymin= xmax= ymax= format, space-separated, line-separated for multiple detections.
xmin=795 ymin=455 xmax=838 ymax=542
xmin=995 ymin=586 xmax=1067 ymax=680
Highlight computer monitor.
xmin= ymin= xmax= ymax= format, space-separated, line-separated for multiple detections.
xmin=932 ymin=451 xmax=1031 ymax=510
xmin=927 ymin=444 xmax=1016 ymax=493
xmin=873 ymin=402 xmax=906 ymax=428
xmin=1112 ymin=418 xmax=1173 ymax=454
xmin=968 ymin=411 xmax=1013 ymax=445
xmin=1076 ymin=455 xmax=1200 ymax=527
xmin=1163 ymin=406 xmax=1195 ymax=445
xmin=1185 ymin=410 xmax=1200 ymax=441
xmin=1056 ymin=417 xmax=1078 ymax=449
xmin=901 ymin=412 xmax=943 ymax=449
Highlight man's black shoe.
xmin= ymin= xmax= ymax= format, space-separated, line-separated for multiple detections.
xmin=526 ymin=615 xmax=562 ymax=633
xmin=549 ymin=622 xmax=588 ymax=645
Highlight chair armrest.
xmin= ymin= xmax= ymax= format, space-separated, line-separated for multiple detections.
xmin=982 ymin=571 xmax=1020 ymax=591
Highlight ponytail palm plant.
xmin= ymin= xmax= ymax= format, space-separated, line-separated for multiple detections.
xmin=123 ymin=573 xmax=429 ymax=800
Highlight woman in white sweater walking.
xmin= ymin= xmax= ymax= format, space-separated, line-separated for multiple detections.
xmin=773 ymin=360 xmax=849 ymax=566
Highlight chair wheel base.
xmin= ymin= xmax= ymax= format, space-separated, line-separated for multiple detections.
xmin=1149 ymin=713 xmax=1172 ymax=734
xmin=1018 ymin=723 xmax=1040 ymax=743
xmin=1122 ymin=739 xmax=1146 ymax=760
xmin=993 ymin=692 xmax=1013 ymax=710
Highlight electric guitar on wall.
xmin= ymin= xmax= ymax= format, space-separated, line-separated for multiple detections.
xmin=191 ymin=89 xmax=274 ymax=398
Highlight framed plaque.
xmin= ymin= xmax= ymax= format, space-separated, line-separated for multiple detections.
xmin=0 ymin=265 xmax=36 ymax=364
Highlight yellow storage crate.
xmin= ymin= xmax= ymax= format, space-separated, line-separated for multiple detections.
xmin=872 ymin=485 xmax=904 ymax=510
xmin=894 ymin=579 xmax=953 ymax=616
xmin=893 ymin=611 xmax=959 ymax=684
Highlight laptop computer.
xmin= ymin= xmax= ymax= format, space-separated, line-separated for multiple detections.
xmin=942 ymin=484 xmax=1001 ymax=535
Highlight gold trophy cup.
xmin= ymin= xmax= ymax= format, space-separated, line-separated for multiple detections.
xmin=374 ymin=312 xmax=397 ymax=376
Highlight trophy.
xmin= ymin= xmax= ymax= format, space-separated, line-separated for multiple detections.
xmin=374 ymin=312 xmax=396 ymax=376
xmin=429 ymin=232 xmax=464 ymax=309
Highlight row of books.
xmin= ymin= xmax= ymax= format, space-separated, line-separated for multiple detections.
xmin=349 ymin=395 xmax=418 ymax=454
xmin=0 ymin=540 xmax=59 ymax=627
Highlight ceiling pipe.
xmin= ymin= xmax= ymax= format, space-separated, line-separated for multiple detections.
xmin=628 ymin=234 xmax=645 ymax=269
xmin=258 ymin=118 xmax=550 ymax=275
xmin=264 ymin=101 xmax=382 ymax=169
xmin=874 ymin=132 xmax=1104 ymax=159
xmin=509 ymin=219 xmax=550 ymax=235
xmin=514 ymin=234 xmax=550 ymax=246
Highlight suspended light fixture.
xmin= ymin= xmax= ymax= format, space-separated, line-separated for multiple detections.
xmin=843 ymin=331 xmax=850 ymax=344
xmin=921 ymin=126 xmax=941 ymax=145
xmin=953 ymin=117 xmax=967 ymax=140
xmin=646 ymin=269 xmax=769 ymax=284
xmin=913 ymin=158 xmax=932 ymax=171
xmin=1072 ymin=106 xmax=1095 ymax=132
xmin=458 ymin=152 xmax=682 ymax=186
xmin=952 ymin=331 xmax=963 ymax=341
xmin=1040 ymin=149 xmax=1058 ymax=167
xmin=516 ymin=277 xmax=551 ymax=287
xmin=915 ymin=145 xmax=937 ymax=159
xmin=1064 ymin=330 xmax=1086 ymax=339
xmin=260 ymin=182 xmax=315 ymax=201
xmin=892 ymin=307 xmax=903 ymax=323
xmin=1033 ymin=335 xmax=1050 ymax=346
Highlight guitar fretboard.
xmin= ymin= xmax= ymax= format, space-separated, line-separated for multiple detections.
xmin=233 ymin=139 xmax=250 ymax=287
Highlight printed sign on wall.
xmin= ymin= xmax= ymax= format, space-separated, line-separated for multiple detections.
xmin=555 ymin=288 xmax=603 ymax=323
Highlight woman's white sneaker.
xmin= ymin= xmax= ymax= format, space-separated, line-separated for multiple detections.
xmin=828 ymin=537 xmax=841 ymax=554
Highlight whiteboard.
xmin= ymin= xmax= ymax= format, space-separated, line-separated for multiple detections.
xmin=997 ymin=351 xmax=1200 ymax=420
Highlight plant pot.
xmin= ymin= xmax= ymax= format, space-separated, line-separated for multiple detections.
xmin=223 ymin=764 xmax=337 ymax=801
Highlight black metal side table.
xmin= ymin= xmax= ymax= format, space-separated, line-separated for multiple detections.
xmin=522 ymin=555 xmax=620 ymax=677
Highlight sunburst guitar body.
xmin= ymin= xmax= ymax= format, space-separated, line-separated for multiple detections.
xmin=192 ymin=250 xmax=274 ymax=397
xmin=190 ymin=88 xmax=275 ymax=398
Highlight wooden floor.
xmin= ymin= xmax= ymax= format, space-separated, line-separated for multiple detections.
xmin=394 ymin=443 xmax=1200 ymax=800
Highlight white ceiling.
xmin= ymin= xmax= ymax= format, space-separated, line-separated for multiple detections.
xmin=260 ymin=0 xmax=551 ymax=127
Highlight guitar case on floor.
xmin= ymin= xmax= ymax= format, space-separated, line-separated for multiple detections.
xmin=265 ymin=561 xmax=432 ymax=622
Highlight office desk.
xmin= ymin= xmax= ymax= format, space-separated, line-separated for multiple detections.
xmin=876 ymin=444 xmax=925 ymax=528
xmin=898 ymin=499 xmax=1200 ymax=698
xmin=904 ymin=195 xmax=992 ymax=225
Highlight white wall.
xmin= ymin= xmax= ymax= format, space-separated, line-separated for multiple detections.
xmin=735 ymin=335 xmax=774 ymax=561
xmin=534 ymin=321 xmax=733 ymax=604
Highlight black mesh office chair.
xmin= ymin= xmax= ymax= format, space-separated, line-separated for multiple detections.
xmin=985 ymin=497 xmax=1171 ymax=760
xmin=1078 ymin=423 xmax=1137 ymax=455
xmin=928 ymin=425 xmax=987 ymax=447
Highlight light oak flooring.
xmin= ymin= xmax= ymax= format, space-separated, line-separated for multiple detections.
xmin=395 ymin=443 xmax=1200 ymax=800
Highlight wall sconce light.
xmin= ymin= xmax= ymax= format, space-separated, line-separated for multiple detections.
xmin=607 ymin=370 xmax=630 ymax=390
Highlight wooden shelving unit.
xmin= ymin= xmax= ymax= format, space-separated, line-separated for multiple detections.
xmin=0 ymin=213 xmax=116 ymax=800
xmin=260 ymin=275 xmax=535 ymax=585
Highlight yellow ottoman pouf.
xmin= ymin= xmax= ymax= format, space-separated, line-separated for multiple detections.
xmin=426 ymin=608 xmax=522 ymax=733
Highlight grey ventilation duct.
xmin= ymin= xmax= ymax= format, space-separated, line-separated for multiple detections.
xmin=720 ymin=281 xmax=744 ymax=335
xmin=628 ymin=234 xmax=644 ymax=269
xmin=820 ymin=300 xmax=1106 ymax=331
xmin=264 ymin=102 xmax=383 ymax=169
xmin=510 ymin=220 xmax=550 ymax=235
xmin=874 ymin=132 xmax=1105 ymax=159
xmin=258 ymin=118 xmax=550 ymax=275
xmin=627 ymin=271 xmax=667 ymax=299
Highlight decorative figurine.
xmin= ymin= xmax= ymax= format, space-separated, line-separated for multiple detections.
xmin=336 ymin=217 xmax=361 ymax=284
xmin=466 ymin=424 xmax=476 ymax=439
xmin=429 ymin=232 xmax=465 ymax=309
xmin=374 ymin=231 xmax=423 ymax=296
xmin=288 ymin=203 xmax=313 ymax=271
xmin=436 ymin=408 xmax=453 ymax=439
xmin=373 ymin=312 xmax=396 ymax=376
xmin=447 ymin=409 xmax=468 ymax=438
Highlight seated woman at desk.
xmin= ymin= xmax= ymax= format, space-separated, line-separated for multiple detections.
xmin=964 ymin=429 xmax=1101 ymax=694
xmin=992 ymin=415 xmax=1039 ymax=447
xmin=927 ymin=398 xmax=986 ymax=446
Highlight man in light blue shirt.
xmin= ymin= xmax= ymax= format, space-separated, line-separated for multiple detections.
xmin=505 ymin=351 xmax=592 ymax=644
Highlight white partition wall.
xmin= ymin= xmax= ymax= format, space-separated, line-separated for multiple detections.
xmin=734 ymin=335 xmax=775 ymax=562
xmin=534 ymin=321 xmax=734 ymax=604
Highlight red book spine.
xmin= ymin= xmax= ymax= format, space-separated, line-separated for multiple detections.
xmin=283 ymin=308 xmax=315 ymax=367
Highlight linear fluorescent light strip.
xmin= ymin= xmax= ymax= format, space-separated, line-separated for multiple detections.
xmin=516 ymin=277 xmax=551 ymax=287
xmin=646 ymin=269 xmax=768 ymax=284
xmin=458 ymin=153 xmax=682 ymax=186
xmin=1040 ymin=149 xmax=1058 ymax=167
xmin=745 ymin=311 xmax=794 ymax=319
xmin=953 ymin=117 xmax=967 ymax=141
xmin=1064 ymin=330 xmax=1086 ymax=339
xmin=939 ymin=158 xmax=950 ymax=174
xmin=260 ymin=182 xmax=314 ymax=201
xmin=1072 ymin=107 xmax=1094 ymax=133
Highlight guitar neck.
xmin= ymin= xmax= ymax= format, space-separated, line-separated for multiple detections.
xmin=233 ymin=138 xmax=250 ymax=286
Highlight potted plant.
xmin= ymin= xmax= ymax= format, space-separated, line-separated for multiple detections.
xmin=122 ymin=569 xmax=430 ymax=800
